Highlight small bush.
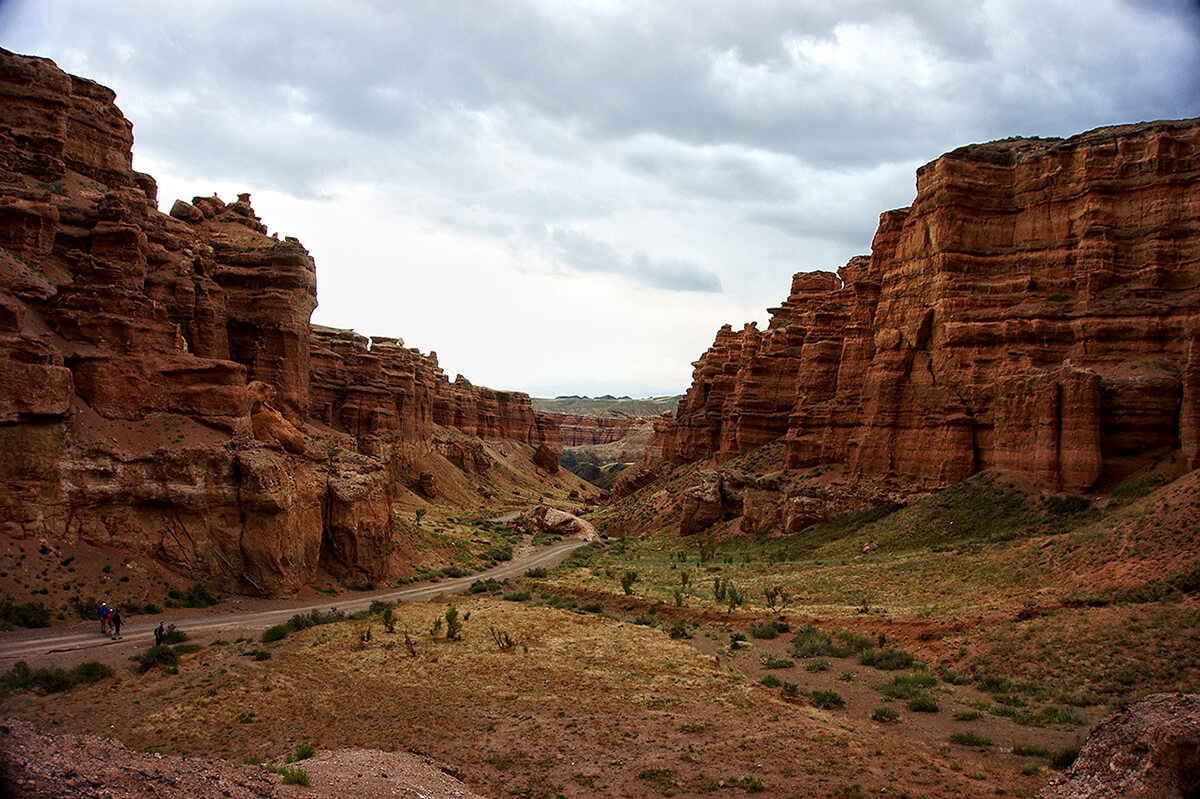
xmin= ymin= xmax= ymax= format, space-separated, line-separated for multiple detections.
xmin=621 ymin=570 xmax=638 ymax=595
xmin=0 ymin=599 xmax=51 ymax=629
xmin=503 ymin=591 xmax=530 ymax=602
xmin=780 ymin=682 xmax=800 ymax=699
xmin=251 ymin=649 xmax=271 ymax=661
xmin=750 ymin=619 xmax=787 ymax=639
xmin=261 ymin=625 xmax=290 ymax=643
xmin=160 ymin=625 xmax=187 ymax=645
xmin=805 ymin=658 xmax=830 ymax=673
xmin=280 ymin=767 xmax=310 ymax=786
xmin=668 ymin=622 xmax=692 ymax=639
xmin=950 ymin=732 xmax=992 ymax=747
xmin=525 ymin=567 xmax=548 ymax=578
xmin=1 ymin=660 xmax=113 ymax=694
xmin=286 ymin=742 xmax=315 ymax=763
xmin=871 ymin=706 xmax=901 ymax=723
xmin=859 ymin=648 xmax=915 ymax=670
xmin=811 ymin=690 xmax=845 ymax=709
xmin=166 ymin=584 xmax=221 ymax=608
xmin=954 ymin=710 xmax=983 ymax=721
xmin=760 ymin=655 xmax=794 ymax=670
xmin=469 ymin=578 xmax=503 ymax=594
xmin=443 ymin=607 xmax=463 ymax=641
xmin=907 ymin=695 xmax=939 ymax=713
xmin=1021 ymin=762 xmax=1041 ymax=776
xmin=581 ymin=601 xmax=603 ymax=613
xmin=878 ymin=673 xmax=938 ymax=700
xmin=288 ymin=608 xmax=344 ymax=630
xmin=136 ymin=645 xmax=178 ymax=673
xmin=760 ymin=674 xmax=782 ymax=688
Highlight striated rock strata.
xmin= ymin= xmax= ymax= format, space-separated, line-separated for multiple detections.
xmin=655 ymin=119 xmax=1200 ymax=509
xmin=0 ymin=48 xmax=560 ymax=594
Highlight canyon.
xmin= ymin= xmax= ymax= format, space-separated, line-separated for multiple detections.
xmin=636 ymin=119 xmax=1200 ymax=534
xmin=0 ymin=47 xmax=579 ymax=597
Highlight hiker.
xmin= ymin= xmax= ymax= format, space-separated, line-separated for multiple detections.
xmin=99 ymin=602 xmax=110 ymax=635
xmin=110 ymin=607 xmax=122 ymax=640
xmin=154 ymin=621 xmax=165 ymax=647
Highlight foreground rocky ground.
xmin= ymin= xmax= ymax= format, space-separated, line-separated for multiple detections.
xmin=0 ymin=716 xmax=485 ymax=798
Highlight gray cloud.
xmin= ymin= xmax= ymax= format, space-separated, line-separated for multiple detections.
xmin=547 ymin=228 xmax=721 ymax=293
xmin=1 ymin=0 xmax=1195 ymax=394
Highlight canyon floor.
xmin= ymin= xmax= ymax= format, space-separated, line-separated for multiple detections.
xmin=3 ymin=455 xmax=1200 ymax=797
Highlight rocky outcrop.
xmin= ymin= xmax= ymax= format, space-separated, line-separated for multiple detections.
xmin=658 ymin=120 xmax=1200 ymax=498
xmin=1037 ymin=693 xmax=1200 ymax=798
xmin=0 ymin=48 xmax=559 ymax=595
xmin=545 ymin=413 xmax=641 ymax=446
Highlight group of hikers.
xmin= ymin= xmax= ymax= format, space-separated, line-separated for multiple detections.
xmin=97 ymin=602 xmax=122 ymax=639
xmin=97 ymin=602 xmax=168 ymax=645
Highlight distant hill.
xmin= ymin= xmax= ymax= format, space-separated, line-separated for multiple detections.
xmin=532 ymin=395 xmax=681 ymax=418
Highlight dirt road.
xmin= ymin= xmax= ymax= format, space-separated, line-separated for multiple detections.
xmin=0 ymin=538 xmax=589 ymax=664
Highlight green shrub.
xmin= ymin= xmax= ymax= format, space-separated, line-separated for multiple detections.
xmin=0 ymin=599 xmax=51 ymax=629
xmin=811 ymin=690 xmax=845 ymax=709
xmin=136 ymin=645 xmax=178 ymax=673
xmin=503 ymin=591 xmax=530 ymax=602
xmin=469 ymin=578 xmax=503 ymax=594
xmin=805 ymin=658 xmax=830 ymax=673
xmin=760 ymin=674 xmax=782 ymax=688
xmin=286 ymin=742 xmax=315 ymax=763
xmin=878 ymin=673 xmax=938 ymax=700
xmin=159 ymin=625 xmax=187 ymax=645
xmin=789 ymin=625 xmax=842 ymax=658
xmin=950 ymin=732 xmax=992 ymax=747
xmin=621 ymin=570 xmax=638 ymax=595
xmin=760 ymin=655 xmax=794 ymax=670
xmin=750 ymin=619 xmax=788 ymax=639
xmin=859 ymin=648 xmax=915 ymax=670
xmin=287 ymin=608 xmax=344 ymax=630
xmin=525 ymin=566 xmax=548 ymax=578
xmin=166 ymin=584 xmax=220 ymax=608
xmin=906 ymin=695 xmax=939 ymax=713
xmin=280 ymin=767 xmax=310 ymax=786
xmin=261 ymin=625 xmax=290 ymax=643
xmin=581 ymin=601 xmax=603 ymax=613
xmin=444 ymin=607 xmax=462 ymax=641
xmin=954 ymin=710 xmax=983 ymax=721
xmin=1 ymin=660 xmax=113 ymax=694
xmin=668 ymin=622 xmax=692 ymax=639
xmin=1021 ymin=762 xmax=1041 ymax=776
xmin=871 ymin=706 xmax=900 ymax=723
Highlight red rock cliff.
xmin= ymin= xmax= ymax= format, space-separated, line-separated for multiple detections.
xmin=0 ymin=48 xmax=558 ymax=594
xmin=544 ymin=413 xmax=641 ymax=446
xmin=660 ymin=119 xmax=1200 ymax=494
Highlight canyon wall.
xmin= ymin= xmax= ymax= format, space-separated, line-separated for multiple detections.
xmin=658 ymin=119 xmax=1200 ymax=496
xmin=0 ymin=48 xmax=559 ymax=594
xmin=544 ymin=413 xmax=641 ymax=446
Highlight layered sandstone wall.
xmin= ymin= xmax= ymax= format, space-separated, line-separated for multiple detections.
xmin=0 ymin=48 xmax=558 ymax=594
xmin=659 ymin=119 xmax=1200 ymax=495
xmin=544 ymin=413 xmax=641 ymax=446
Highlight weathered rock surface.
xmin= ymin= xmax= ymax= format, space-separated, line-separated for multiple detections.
xmin=0 ymin=48 xmax=560 ymax=594
xmin=515 ymin=505 xmax=599 ymax=541
xmin=545 ymin=412 xmax=641 ymax=446
xmin=656 ymin=120 xmax=1200 ymax=500
xmin=1036 ymin=693 xmax=1200 ymax=799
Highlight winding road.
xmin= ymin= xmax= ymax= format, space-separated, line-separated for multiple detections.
xmin=0 ymin=538 xmax=589 ymax=664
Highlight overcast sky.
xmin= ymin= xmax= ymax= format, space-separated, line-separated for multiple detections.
xmin=2 ymin=1 xmax=1198 ymax=397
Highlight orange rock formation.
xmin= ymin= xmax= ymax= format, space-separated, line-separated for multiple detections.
xmin=658 ymin=120 xmax=1200 ymax=496
xmin=0 ymin=49 xmax=559 ymax=594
